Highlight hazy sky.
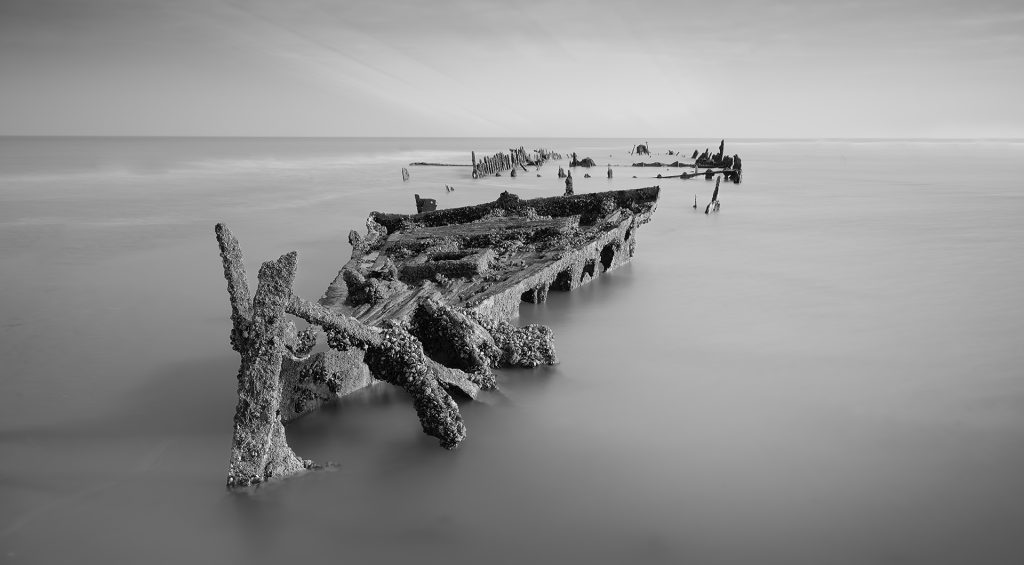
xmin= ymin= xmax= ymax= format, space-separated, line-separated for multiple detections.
xmin=1 ymin=0 xmax=1022 ymax=137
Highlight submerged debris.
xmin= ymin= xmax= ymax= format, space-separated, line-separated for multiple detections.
xmin=632 ymin=140 xmax=742 ymax=184
xmin=569 ymin=152 xmax=596 ymax=168
xmin=705 ymin=177 xmax=722 ymax=214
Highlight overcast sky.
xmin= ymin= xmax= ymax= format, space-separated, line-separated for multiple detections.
xmin=1 ymin=0 xmax=1022 ymax=137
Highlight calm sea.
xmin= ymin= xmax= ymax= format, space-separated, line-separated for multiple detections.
xmin=1 ymin=137 xmax=1023 ymax=564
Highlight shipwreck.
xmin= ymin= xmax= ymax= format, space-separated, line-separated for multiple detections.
xmin=215 ymin=186 xmax=660 ymax=488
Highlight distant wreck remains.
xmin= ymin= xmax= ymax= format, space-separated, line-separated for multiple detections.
xmin=635 ymin=139 xmax=742 ymax=183
xmin=471 ymin=147 xmax=562 ymax=178
xmin=630 ymin=142 xmax=651 ymax=157
xmin=215 ymin=186 xmax=661 ymax=488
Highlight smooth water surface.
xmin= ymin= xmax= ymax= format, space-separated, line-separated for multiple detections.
xmin=2 ymin=137 xmax=1023 ymax=564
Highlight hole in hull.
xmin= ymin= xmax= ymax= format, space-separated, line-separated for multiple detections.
xmin=600 ymin=243 xmax=615 ymax=271
xmin=580 ymin=260 xmax=596 ymax=282
xmin=552 ymin=270 xmax=572 ymax=291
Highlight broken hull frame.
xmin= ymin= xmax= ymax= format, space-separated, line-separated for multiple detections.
xmin=214 ymin=186 xmax=661 ymax=488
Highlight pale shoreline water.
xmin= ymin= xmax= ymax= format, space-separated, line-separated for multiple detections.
xmin=1 ymin=137 xmax=1023 ymax=564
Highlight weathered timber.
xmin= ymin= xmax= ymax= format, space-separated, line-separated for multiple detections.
xmin=216 ymin=225 xmax=471 ymax=488
xmin=415 ymin=194 xmax=437 ymax=213
xmin=472 ymin=146 xmax=562 ymax=178
xmin=695 ymin=140 xmax=736 ymax=169
xmin=705 ymin=177 xmax=722 ymax=214
xmin=215 ymin=186 xmax=660 ymax=488
xmin=409 ymin=163 xmax=472 ymax=167
xmin=627 ymin=141 xmax=742 ymax=184
xmin=216 ymin=226 xmax=311 ymax=489
xmin=326 ymin=187 xmax=660 ymax=323
xmin=632 ymin=161 xmax=691 ymax=168
xmin=654 ymin=171 xmax=703 ymax=180
xmin=569 ymin=153 xmax=596 ymax=168
xmin=631 ymin=143 xmax=651 ymax=156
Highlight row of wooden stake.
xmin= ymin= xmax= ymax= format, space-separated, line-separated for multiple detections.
xmin=471 ymin=147 xmax=561 ymax=178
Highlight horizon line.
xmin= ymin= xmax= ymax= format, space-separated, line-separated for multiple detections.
xmin=2 ymin=135 xmax=1023 ymax=142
